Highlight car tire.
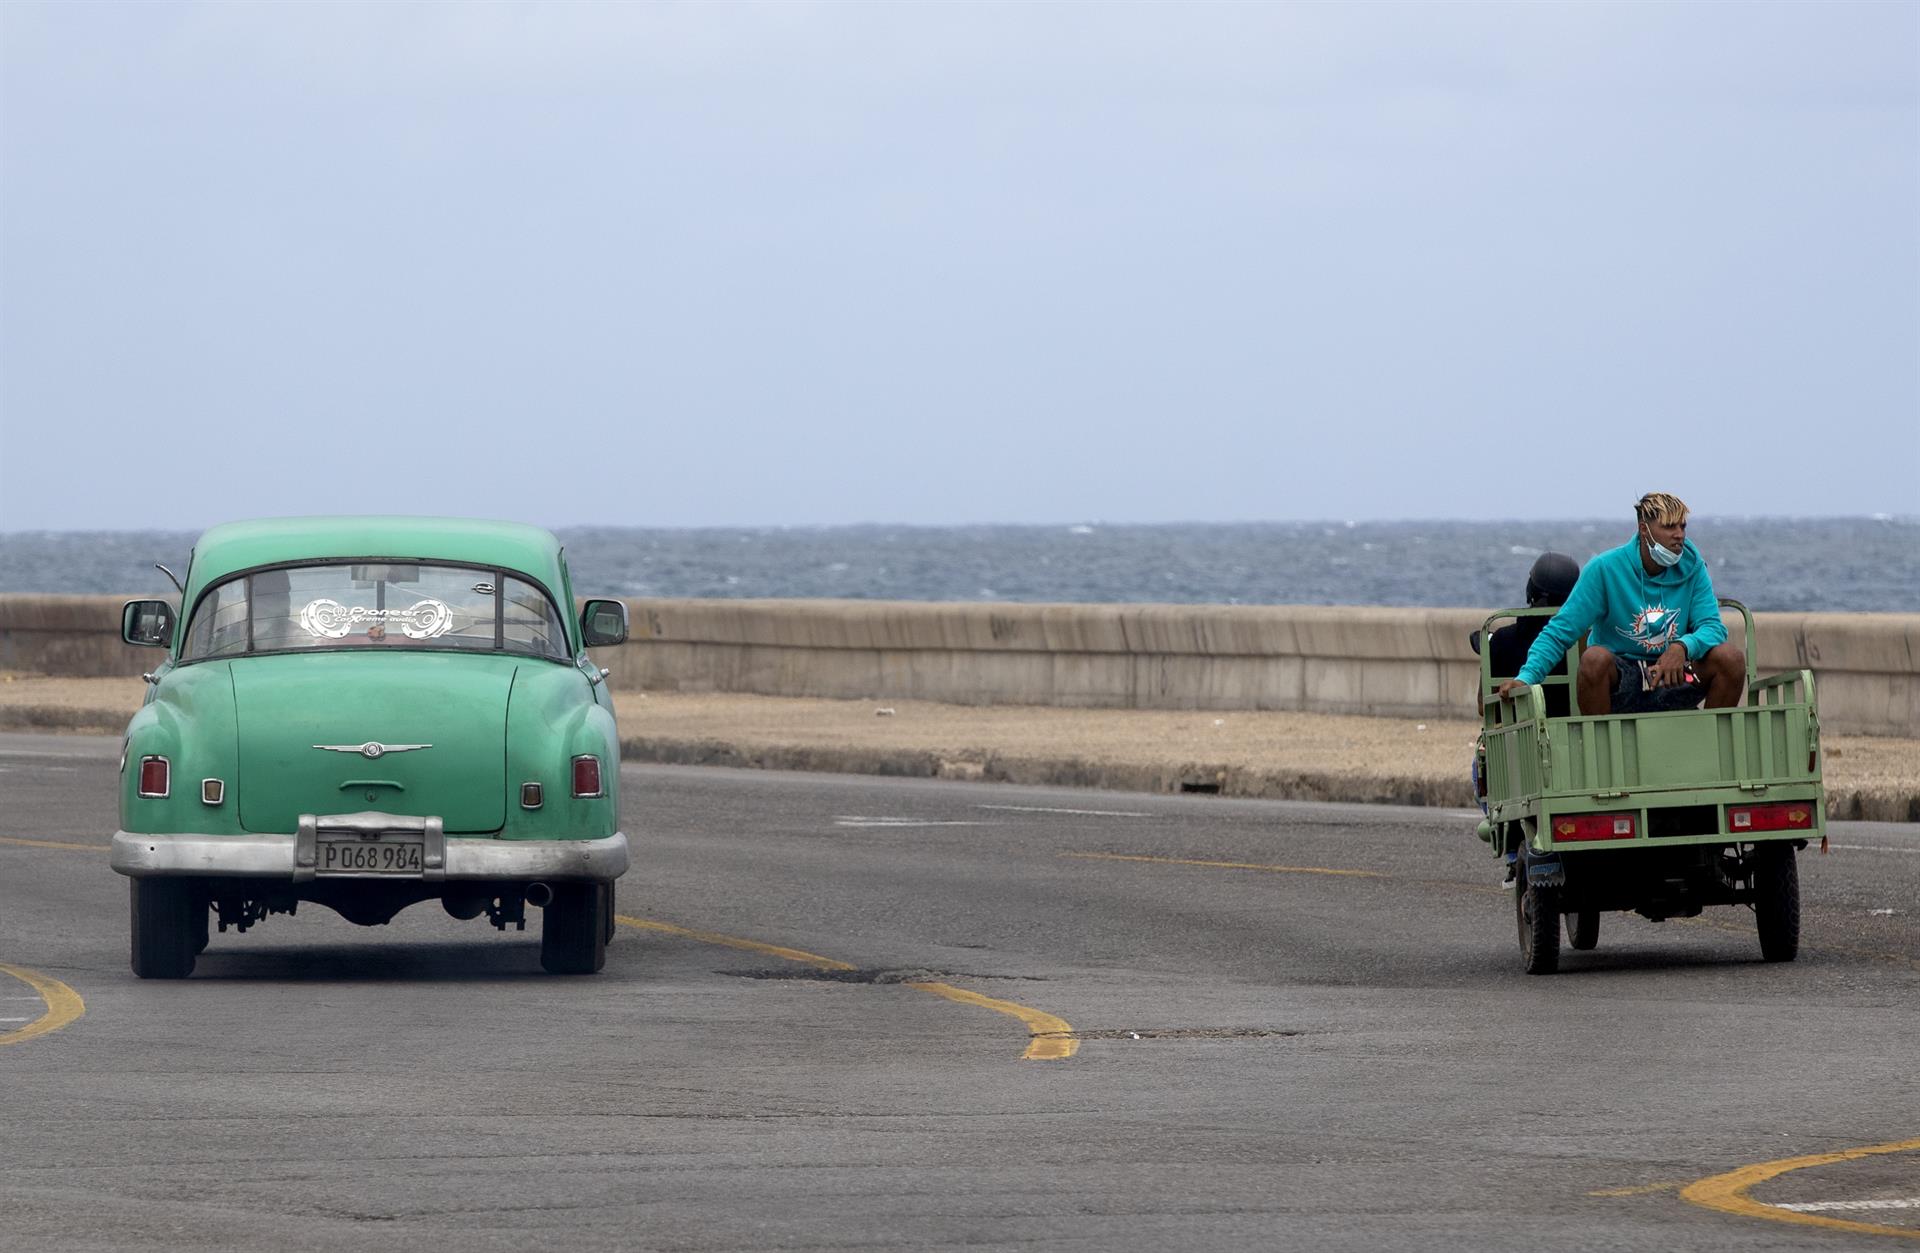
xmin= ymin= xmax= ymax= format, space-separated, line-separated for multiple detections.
xmin=1568 ymin=910 xmax=1600 ymax=951
xmin=541 ymin=883 xmax=608 ymax=974
xmin=192 ymin=896 xmax=211 ymax=955
xmin=1516 ymin=879 xmax=1561 ymax=975
xmin=131 ymin=879 xmax=198 ymax=979
xmin=1754 ymin=845 xmax=1800 ymax=963
xmin=600 ymin=882 xmax=617 ymax=946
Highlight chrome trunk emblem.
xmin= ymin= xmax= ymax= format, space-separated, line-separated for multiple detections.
xmin=312 ymin=742 xmax=432 ymax=760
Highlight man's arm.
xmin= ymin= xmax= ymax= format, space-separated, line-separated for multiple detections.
xmin=1679 ymin=562 xmax=1728 ymax=660
xmin=1510 ymin=569 xmax=1603 ymax=687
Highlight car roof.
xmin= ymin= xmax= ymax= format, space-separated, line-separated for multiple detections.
xmin=185 ymin=516 xmax=567 ymax=602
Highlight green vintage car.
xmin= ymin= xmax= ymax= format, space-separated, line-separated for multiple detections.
xmin=110 ymin=517 xmax=631 ymax=978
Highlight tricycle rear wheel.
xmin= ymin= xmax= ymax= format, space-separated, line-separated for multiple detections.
xmin=1568 ymin=910 xmax=1600 ymax=951
xmin=1754 ymin=845 xmax=1800 ymax=963
xmin=1516 ymin=880 xmax=1561 ymax=975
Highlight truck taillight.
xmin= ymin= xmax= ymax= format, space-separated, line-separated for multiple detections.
xmin=1730 ymin=803 xmax=1813 ymax=832
xmin=137 ymin=756 xmax=171 ymax=798
xmin=1553 ymin=813 xmax=1635 ymax=842
xmin=571 ymin=755 xmax=602 ymax=798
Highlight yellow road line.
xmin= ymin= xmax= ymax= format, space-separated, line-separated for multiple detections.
xmin=905 ymin=981 xmax=1079 ymax=1061
xmin=1062 ymin=851 xmax=1384 ymax=878
xmin=1681 ymin=1137 xmax=1920 ymax=1241
xmin=1587 ymin=1182 xmax=1681 ymax=1198
xmin=0 ymin=962 xmax=85 ymax=1047
xmin=0 ymin=836 xmax=99 ymax=852
xmin=616 ymin=916 xmax=853 ymax=971
xmin=615 ymin=914 xmax=1077 ymax=1060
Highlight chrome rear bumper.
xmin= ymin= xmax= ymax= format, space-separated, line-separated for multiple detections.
xmin=111 ymin=812 xmax=628 ymax=883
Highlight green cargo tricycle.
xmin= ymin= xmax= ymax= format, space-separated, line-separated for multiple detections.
xmin=1473 ymin=599 xmax=1825 ymax=974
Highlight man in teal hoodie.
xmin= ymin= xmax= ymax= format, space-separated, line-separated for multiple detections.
xmin=1496 ymin=493 xmax=1745 ymax=715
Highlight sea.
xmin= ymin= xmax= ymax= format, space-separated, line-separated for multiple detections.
xmin=1 ymin=518 xmax=1915 ymax=613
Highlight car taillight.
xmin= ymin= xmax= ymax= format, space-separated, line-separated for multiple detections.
xmin=137 ymin=756 xmax=171 ymax=798
xmin=1730 ymin=802 xmax=1814 ymax=832
xmin=1553 ymin=812 xmax=1635 ymax=842
xmin=571 ymin=755 xmax=602 ymax=798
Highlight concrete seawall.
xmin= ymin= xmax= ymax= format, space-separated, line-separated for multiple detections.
xmin=5 ymin=594 xmax=1916 ymax=737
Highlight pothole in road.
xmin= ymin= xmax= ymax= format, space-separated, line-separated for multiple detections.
xmin=722 ymin=967 xmax=1048 ymax=985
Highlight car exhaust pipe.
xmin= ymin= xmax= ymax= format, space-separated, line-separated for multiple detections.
xmin=524 ymin=882 xmax=554 ymax=908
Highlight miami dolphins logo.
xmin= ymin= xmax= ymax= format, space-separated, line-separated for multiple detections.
xmin=1616 ymin=604 xmax=1681 ymax=652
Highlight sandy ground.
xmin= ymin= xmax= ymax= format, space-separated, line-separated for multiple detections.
xmin=5 ymin=671 xmax=1912 ymax=818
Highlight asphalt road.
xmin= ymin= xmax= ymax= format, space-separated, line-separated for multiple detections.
xmin=2 ymin=731 xmax=1916 ymax=1252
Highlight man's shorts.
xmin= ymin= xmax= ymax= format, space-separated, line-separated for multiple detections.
xmin=1611 ymin=655 xmax=1706 ymax=715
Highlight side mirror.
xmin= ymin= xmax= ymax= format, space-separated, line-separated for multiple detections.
xmin=122 ymin=600 xmax=176 ymax=648
xmin=579 ymin=599 xmax=628 ymax=647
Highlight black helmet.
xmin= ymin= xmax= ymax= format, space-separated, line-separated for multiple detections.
xmin=1525 ymin=551 xmax=1580 ymax=607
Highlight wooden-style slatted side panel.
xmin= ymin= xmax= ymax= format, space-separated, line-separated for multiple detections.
xmin=1557 ymin=718 xmax=1647 ymax=793
xmin=1716 ymin=704 xmax=1814 ymax=784
xmin=1546 ymin=699 xmax=1818 ymax=796
xmin=1485 ymin=723 xmax=1539 ymax=803
xmin=1749 ymin=669 xmax=1816 ymax=709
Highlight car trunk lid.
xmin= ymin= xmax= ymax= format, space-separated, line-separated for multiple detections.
xmin=233 ymin=652 xmax=513 ymax=834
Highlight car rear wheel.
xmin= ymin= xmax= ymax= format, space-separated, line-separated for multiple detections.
xmin=541 ymin=883 xmax=608 ymax=974
xmin=131 ymin=879 xmax=198 ymax=979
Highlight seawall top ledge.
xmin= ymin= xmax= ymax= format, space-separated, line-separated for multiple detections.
xmin=628 ymin=599 xmax=1523 ymax=660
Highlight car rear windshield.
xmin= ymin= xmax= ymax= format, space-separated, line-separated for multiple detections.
xmin=182 ymin=563 xmax=569 ymax=662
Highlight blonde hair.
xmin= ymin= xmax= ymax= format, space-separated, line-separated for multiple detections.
xmin=1635 ymin=492 xmax=1689 ymax=528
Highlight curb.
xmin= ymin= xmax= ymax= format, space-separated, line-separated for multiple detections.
xmin=621 ymin=735 xmax=1486 ymax=811
xmin=0 ymin=705 xmax=129 ymax=735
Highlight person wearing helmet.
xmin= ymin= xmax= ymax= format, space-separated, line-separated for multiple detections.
xmin=1496 ymin=493 xmax=1745 ymax=715
xmin=1473 ymin=551 xmax=1580 ymax=884
xmin=1473 ymin=551 xmax=1580 ymax=718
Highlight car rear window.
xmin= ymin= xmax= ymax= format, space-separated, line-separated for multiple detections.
xmin=182 ymin=563 xmax=569 ymax=662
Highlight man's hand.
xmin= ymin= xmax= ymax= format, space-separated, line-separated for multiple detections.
xmin=1648 ymin=643 xmax=1688 ymax=688
xmin=1496 ymin=679 xmax=1527 ymax=700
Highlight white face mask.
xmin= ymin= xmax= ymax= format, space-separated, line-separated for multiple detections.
xmin=1644 ymin=527 xmax=1682 ymax=568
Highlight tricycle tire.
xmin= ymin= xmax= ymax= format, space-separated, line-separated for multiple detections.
xmin=130 ymin=879 xmax=198 ymax=979
xmin=1754 ymin=845 xmax=1800 ymax=963
xmin=1568 ymin=910 xmax=1600 ymax=951
xmin=1516 ymin=880 xmax=1561 ymax=975
xmin=541 ymin=883 xmax=608 ymax=974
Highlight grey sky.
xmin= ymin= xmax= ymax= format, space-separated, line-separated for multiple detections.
xmin=2 ymin=1 xmax=1914 ymax=531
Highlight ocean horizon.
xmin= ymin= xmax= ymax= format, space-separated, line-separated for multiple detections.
xmin=3 ymin=516 xmax=1915 ymax=614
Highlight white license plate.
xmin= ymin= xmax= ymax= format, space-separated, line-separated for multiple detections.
xmin=317 ymin=836 xmax=424 ymax=876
